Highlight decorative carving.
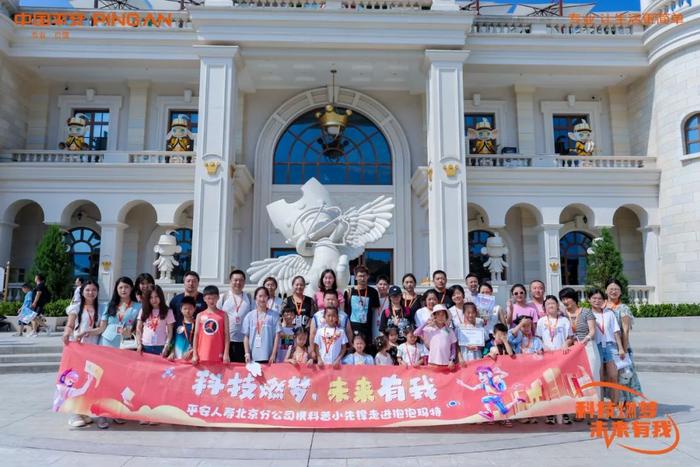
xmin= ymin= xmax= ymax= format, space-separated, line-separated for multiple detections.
xmin=100 ymin=259 xmax=112 ymax=272
xmin=204 ymin=160 xmax=220 ymax=176
xmin=443 ymin=163 xmax=459 ymax=177
xmin=480 ymin=233 xmax=508 ymax=283
xmin=549 ymin=261 xmax=560 ymax=272
xmin=247 ymin=178 xmax=394 ymax=296
xmin=426 ymin=166 xmax=433 ymax=182
xmin=153 ymin=231 xmax=182 ymax=284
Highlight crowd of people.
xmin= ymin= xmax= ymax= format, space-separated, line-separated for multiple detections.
xmin=45 ymin=266 xmax=641 ymax=429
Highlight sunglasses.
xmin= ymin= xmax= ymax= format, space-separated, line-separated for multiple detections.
xmin=513 ymin=291 xmax=525 ymax=295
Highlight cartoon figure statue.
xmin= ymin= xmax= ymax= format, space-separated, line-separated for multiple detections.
xmin=247 ymin=178 xmax=394 ymax=296
xmin=467 ymin=118 xmax=498 ymax=155
xmin=53 ymin=369 xmax=94 ymax=412
xmin=480 ymin=233 xmax=509 ymax=283
xmin=166 ymin=114 xmax=194 ymax=152
xmin=65 ymin=113 xmax=89 ymax=151
xmin=457 ymin=366 xmax=525 ymax=422
xmin=567 ymin=119 xmax=595 ymax=156
xmin=153 ymin=232 xmax=182 ymax=283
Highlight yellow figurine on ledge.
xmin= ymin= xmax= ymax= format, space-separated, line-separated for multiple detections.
xmin=467 ymin=118 xmax=498 ymax=155
xmin=65 ymin=113 xmax=89 ymax=151
xmin=567 ymin=119 xmax=596 ymax=156
xmin=166 ymin=114 xmax=194 ymax=152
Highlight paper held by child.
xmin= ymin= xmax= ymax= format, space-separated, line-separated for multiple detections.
xmin=457 ymin=327 xmax=485 ymax=347
xmin=613 ymin=353 xmax=632 ymax=370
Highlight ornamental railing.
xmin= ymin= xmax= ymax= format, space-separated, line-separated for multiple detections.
xmin=471 ymin=15 xmax=638 ymax=35
xmin=2 ymin=150 xmax=196 ymax=164
xmin=568 ymin=285 xmax=655 ymax=305
xmin=465 ymin=154 xmax=657 ymax=169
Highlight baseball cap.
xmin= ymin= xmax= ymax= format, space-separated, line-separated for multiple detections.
xmin=388 ymin=285 xmax=402 ymax=296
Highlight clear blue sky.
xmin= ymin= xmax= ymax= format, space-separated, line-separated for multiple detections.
xmin=20 ymin=0 xmax=641 ymax=11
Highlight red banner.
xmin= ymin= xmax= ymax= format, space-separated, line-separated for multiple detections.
xmin=54 ymin=344 xmax=597 ymax=428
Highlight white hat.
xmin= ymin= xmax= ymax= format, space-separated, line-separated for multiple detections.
xmin=432 ymin=304 xmax=448 ymax=314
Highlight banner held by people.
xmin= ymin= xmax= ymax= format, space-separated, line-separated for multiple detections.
xmin=54 ymin=343 xmax=597 ymax=429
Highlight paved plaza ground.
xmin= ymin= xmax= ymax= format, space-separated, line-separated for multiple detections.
xmin=0 ymin=326 xmax=699 ymax=466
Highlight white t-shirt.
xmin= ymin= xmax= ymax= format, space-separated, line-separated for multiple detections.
xmin=536 ymin=315 xmax=573 ymax=351
xmin=592 ymin=309 xmax=620 ymax=345
xmin=374 ymin=351 xmax=394 ymax=366
xmin=397 ymin=342 xmax=428 ymax=366
xmin=267 ymin=297 xmax=283 ymax=313
xmin=449 ymin=305 xmax=485 ymax=330
xmin=314 ymin=326 xmax=348 ymax=364
xmin=312 ymin=309 xmax=349 ymax=330
xmin=414 ymin=307 xmax=433 ymax=328
xmin=217 ymin=290 xmax=252 ymax=342
xmin=68 ymin=307 xmax=100 ymax=345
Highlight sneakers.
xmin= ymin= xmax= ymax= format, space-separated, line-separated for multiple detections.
xmin=545 ymin=416 xmax=556 ymax=424
xmin=68 ymin=415 xmax=93 ymax=427
xmin=96 ymin=417 xmax=110 ymax=429
xmin=112 ymin=418 xmax=126 ymax=425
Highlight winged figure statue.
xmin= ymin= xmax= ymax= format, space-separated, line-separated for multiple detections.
xmin=247 ymin=178 xmax=394 ymax=296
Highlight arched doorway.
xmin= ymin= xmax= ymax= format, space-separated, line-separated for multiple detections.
xmin=560 ymin=231 xmax=593 ymax=285
xmin=64 ymin=228 xmax=101 ymax=280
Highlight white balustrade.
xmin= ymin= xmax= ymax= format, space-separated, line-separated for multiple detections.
xmin=472 ymin=16 xmax=641 ymax=36
xmin=568 ymin=285 xmax=654 ymax=306
xmin=466 ymin=154 xmax=534 ymax=167
xmin=3 ymin=150 xmax=196 ymax=165
xmin=128 ymin=151 xmax=196 ymax=164
xmin=555 ymin=155 xmax=656 ymax=169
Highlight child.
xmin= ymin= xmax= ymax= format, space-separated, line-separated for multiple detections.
xmin=192 ymin=286 xmax=230 ymax=364
xmin=271 ymin=306 xmax=296 ymax=363
xmin=14 ymin=283 xmax=34 ymax=336
xmin=374 ymin=335 xmax=394 ymax=366
xmin=169 ymin=296 xmax=197 ymax=361
xmin=285 ymin=327 xmax=313 ymax=365
xmin=536 ymin=295 xmax=573 ymax=353
xmin=456 ymin=302 xmax=488 ymax=363
xmin=313 ymin=307 xmax=348 ymax=368
xmin=414 ymin=304 xmax=457 ymax=368
xmin=243 ymin=286 xmax=280 ymax=364
xmin=136 ymin=285 xmax=175 ymax=357
xmin=397 ymin=325 xmax=428 ymax=367
xmin=509 ymin=316 xmax=543 ymax=355
xmin=385 ymin=325 xmax=399 ymax=363
xmin=489 ymin=323 xmax=515 ymax=357
xmin=342 ymin=333 xmax=374 ymax=365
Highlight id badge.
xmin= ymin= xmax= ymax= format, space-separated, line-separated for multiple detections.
xmin=254 ymin=334 xmax=262 ymax=348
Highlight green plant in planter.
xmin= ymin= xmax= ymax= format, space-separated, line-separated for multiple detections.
xmin=29 ymin=225 xmax=73 ymax=299
xmin=0 ymin=301 xmax=22 ymax=316
xmin=585 ymin=227 xmax=630 ymax=302
xmin=43 ymin=299 xmax=72 ymax=317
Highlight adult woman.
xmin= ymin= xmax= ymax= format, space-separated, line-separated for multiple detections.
xmin=242 ymin=286 xmax=279 ymax=364
xmin=414 ymin=289 xmax=438 ymax=329
xmin=448 ymin=285 xmax=468 ymax=329
xmin=380 ymin=285 xmax=413 ymax=343
xmin=283 ymin=275 xmax=316 ymax=329
xmin=606 ymin=279 xmax=642 ymax=402
xmin=134 ymin=273 xmax=155 ymax=304
xmin=314 ymin=269 xmax=345 ymax=313
xmin=263 ymin=276 xmax=284 ymax=313
xmin=98 ymin=276 xmax=141 ymax=350
xmin=401 ymin=273 xmax=423 ymax=315
xmin=507 ymin=283 xmax=539 ymax=327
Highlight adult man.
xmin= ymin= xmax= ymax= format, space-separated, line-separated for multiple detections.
xmin=529 ymin=279 xmax=546 ymax=317
xmin=464 ymin=273 xmax=480 ymax=301
xmin=344 ymin=265 xmax=380 ymax=341
xmin=217 ymin=269 xmax=252 ymax=363
xmin=432 ymin=270 xmax=454 ymax=308
xmin=169 ymin=270 xmax=206 ymax=326
xmin=30 ymin=274 xmax=50 ymax=336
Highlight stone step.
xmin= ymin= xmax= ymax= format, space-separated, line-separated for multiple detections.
xmin=0 ymin=361 xmax=60 ymax=374
xmin=0 ymin=344 xmax=64 ymax=355
xmin=634 ymin=361 xmax=700 ymax=374
xmin=632 ymin=346 xmax=699 ymax=355
xmin=0 ymin=353 xmax=62 ymax=364
xmin=634 ymin=353 xmax=700 ymax=364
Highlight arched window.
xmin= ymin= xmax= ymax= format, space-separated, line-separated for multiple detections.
xmin=560 ymin=231 xmax=593 ymax=285
xmin=273 ymin=108 xmax=392 ymax=185
xmin=172 ymin=228 xmax=193 ymax=283
xmin=64 ymin=228 xmax=101 ymax=280
xmin=684 ymin=113 xmax=700 ymax=155
xmin=469 ymin=230 xmax=504 ymax=282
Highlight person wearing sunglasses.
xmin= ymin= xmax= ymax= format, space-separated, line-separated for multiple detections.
xmin=506 ymin=283 xmax=539 ymax=327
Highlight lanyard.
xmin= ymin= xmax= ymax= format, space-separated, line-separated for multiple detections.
xmin=437 ymin=290 xmax=446 ymax=304
xmin=183 ymin=321 xmax=193 ymax=344
xmin=293 ymin=295 xmax=304 ymax=315
xmin=356 ymin=287 xmax=368 ymax=307
xmin=322 ymin=327 xmax=339 ymax=355
xmin=391 ymin=305 xmax=404 ymax=323
xmin=545 ymin=316 xmax=559 ymax=340
xmin=594 ymin=310 xmax=605 ymax=335
xmin=231 ymin=293 xmax=245 ymax=315
xmin=255 ymin=311 xmax=267 ymax=336
xmin=406 ymin=344 xmax=419 ymax=366
xmin=567 ymin=307 xmax=581 ymax=334
xmin=403 ymin=293 xmax=417 ymax=309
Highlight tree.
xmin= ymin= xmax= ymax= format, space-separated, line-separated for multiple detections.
xmin=29 ymin=225 xmax=73 ymax=299
xmin=585 ymin=227 xmax=629 ymax=302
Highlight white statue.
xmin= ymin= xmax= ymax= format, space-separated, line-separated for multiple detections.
xmin=247 ymin=178 xmax=394 ymax=296
xmin=481 ymin=233 xmax=508 ymax=283
xmin=153 ymin=232 xmax=182 ymax=284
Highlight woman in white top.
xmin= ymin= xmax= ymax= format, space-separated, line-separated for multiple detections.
xmin=217 ymin=269 xmax=252 ymax=363
xmin=588 ymin=288 xmax=625 ymax=404
xmin=477 ymin=283 xmax=505 ymax=336
xmin=414 ymin=289 xmax=438 ymax=328
xmin=263 ymin=276 xmax=284 ymax=313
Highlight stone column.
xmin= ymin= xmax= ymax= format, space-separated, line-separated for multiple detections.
xmin=0 ymin=221 xmax=17 ymax=265
xmin=190 ymin=45 xmax=240 ymax=284
xmin=608 ymin=85 xmax=631 ymax=156
xmin=639 ymin=225 xmax=660 ymax=304
xmin=514 ymin=84 xmax=536 ymax=155
xmin=97 ymin=221 xmax=126 ymax=300
xmin=538 ymin=224 xmax=563 ymax=296
xmin=26 ymin=83 xmax=49 ymax=149
xmin=126 ymin=80 xmax=150 ymax=151
xmin=425 ymin=50 xmax=470 ymax=283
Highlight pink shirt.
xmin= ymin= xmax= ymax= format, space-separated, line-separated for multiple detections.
xmin=511 ymin=302 xmax=540 ymax=326
xmin=414 ymin=324 xmax=457 ymax=366
xmin=531 ymin=301 xmax=545 ymax=318
xmin=140 ymin=309 xmax=175 ymax=346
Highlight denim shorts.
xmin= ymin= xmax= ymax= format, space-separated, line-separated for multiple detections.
xmin=142 ymin=345 xmax=164 ymax=355
xmin=597 ymin=342 xmax=618 ymax=364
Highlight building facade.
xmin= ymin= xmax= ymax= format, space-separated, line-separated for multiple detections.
xmin=0 ymin=0 xmax=698 ymax=304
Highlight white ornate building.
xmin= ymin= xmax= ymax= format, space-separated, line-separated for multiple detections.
xmin=0 ymin=0 xmax=698 ymax=304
